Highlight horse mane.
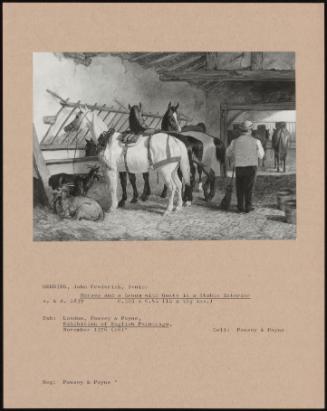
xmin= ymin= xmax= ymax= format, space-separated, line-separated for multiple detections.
xmin=129 ymin=106 xmax=146 ymax=134
xmin=97 ymin=128 xmax=116 ymax=151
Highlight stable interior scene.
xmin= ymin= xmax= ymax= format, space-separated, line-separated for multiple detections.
xmin=33 ymin=52 xmax=296 ymax=240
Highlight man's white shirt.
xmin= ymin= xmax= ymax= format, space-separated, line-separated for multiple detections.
xmin=226 ymin=132 xmax=265 ymax=167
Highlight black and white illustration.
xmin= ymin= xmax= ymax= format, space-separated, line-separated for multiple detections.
xmin=33 ymin=52 xmax=296 ymax=240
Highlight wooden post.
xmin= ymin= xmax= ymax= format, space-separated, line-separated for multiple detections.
xmin=33 ymin=125 xmax=52 ymax=205
xmin=251 ymin=52 xmax=264 ymax=70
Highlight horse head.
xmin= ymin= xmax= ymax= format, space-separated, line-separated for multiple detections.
xmin=79 ymin=105 xmax=108 ymax=143
xmin=161 ymin=101 xmax=181 ymax=132
xmin=63 ymin=110 xmax=84 ymax=133
xmin=128 ymin=103 xmax=147 ymax=134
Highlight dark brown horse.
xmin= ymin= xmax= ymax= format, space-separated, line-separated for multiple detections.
xmin=118 ymin=103 xmax=152 ymax=207
xmin=272 ymin=122 xmax=290 ymax=172
xmin=161 ymin=102 xmax=226 ymax=201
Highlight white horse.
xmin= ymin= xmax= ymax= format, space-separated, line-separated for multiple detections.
xmin=79 ymin=107 xmax=192 ymax=215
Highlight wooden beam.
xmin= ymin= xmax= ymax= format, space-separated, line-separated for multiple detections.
xmin=46 ymin=90 xmax=193 ymax=125
xmin=45 ymin=156 xmax=98 ymax=166
xmin=162 ymin=55 xmax=204 ymax=72
xmin=146 ymin=53 xmax=185 ymax=66
xmin=206 ymin=52 xmax=250 ymax=70
xmin=221 ymin=102 xmax=296 ymax=111
xmin=41 ymin=144 xmax=86 ymax=150
xmin=129 ymin=52 xmax=159 ymax=62
xmin=33 ymin=125 xmax=52 ymax=205
xmin=59 ymin=99 xmax=190 ymax=121
xmin=183 ymin=57 xmax=206 ymax=72
xmin=159 ymin=69 xmax=295 ymax=82
xmin=46 ymin=89 xmax=67 ymax=104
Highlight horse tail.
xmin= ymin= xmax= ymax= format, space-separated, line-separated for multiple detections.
xmin=213 ymin=138 xmax=226 ymax=176
xmin=280 ymin=129 xmax=290 ymax=159
xmin=179 ymin=142 xmax=191 ymax=187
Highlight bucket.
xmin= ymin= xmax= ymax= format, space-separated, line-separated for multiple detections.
xmin=284 ymin=199 xmax=296 ymax=224
xmin=277 ymin=189 xmax=296 ymax=211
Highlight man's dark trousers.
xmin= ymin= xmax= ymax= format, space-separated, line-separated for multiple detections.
xmin=235 ymin=166 xmax=257 ymax=211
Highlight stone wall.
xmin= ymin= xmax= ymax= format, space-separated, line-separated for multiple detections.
xmin=205 ymin=81 xmax=296 ymax=138
xmin=34 ymin=53 xmax=206 ymax=140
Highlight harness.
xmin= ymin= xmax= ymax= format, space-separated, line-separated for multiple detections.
xmin=122 ymin=132 xmax=181 ymax=172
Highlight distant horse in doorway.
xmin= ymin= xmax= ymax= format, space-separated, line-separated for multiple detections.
xmin=272 ymin=122 xmax=290 ymax=172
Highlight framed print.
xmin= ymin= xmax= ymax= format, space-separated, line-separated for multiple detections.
xmin=3 ymin=3 xmax=325 ymax=408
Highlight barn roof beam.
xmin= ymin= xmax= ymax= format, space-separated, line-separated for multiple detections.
xmin=161 ymin=55 xmax=204 ymax=72
xmin=159 ymin=69 xmax=295 ymax=82
xmin=145 ymin=52 xmax=185 ymax=66
xmin=183 ymin=57 xmax=206 ymax=72
xmin=129 ymin=52 xmax=161 ymax=62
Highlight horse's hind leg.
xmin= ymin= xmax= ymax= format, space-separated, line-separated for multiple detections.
xmin=190 ymin=159 xmax=196 ymax=191
xmin=160 ymin=185 xmax=168 ymax=198
xmin=208 ymin=169 xmax=216 ymax=200
xmin=128 ymin=173 xmax=138 ymax=203
xmin=160 ymin=165 xmax=176 ymax=215
xmin=118 ymin=172 xmax=127 ymax=208
xmin=141 ymin=172 xmax=151 ymax=201
xmin=172 ymin=167 xmax=183 ymax=211
xmin=177 ymin=168 xmax=190 ymax=205
xmin=197 ymin=166 xmax=203 ymax=192
xmin=106 ymin=169 xmax=118 ymax=211
xmin=177 ymin=167 xmax=183 ymax=181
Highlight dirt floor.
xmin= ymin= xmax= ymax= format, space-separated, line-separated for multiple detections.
xmin=34 ymin=171 xmax=296 ymax=241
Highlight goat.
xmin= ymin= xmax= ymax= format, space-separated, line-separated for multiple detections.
xmin=85 ymin=138 xmax=98 ymax=157
xmin=53 ymin=185 xmax=104 ymax=221
xmin=48 ymin=165 xmax=101 ymax=196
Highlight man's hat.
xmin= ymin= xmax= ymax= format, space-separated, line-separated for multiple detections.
xmin=239 ymin=120 xmax=254 ymax=132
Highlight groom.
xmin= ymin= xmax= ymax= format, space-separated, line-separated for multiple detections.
xmin=226 ymin=120 xmax=265 ymax=213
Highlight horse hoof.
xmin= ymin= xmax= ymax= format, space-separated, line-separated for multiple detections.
xmin=118 ymin=200 xmax=125 ymax=208
xmin=130 ymin=197 xmax=138 ymax=204
xmin=160 ymin=193 xmax=167 ymax=199
xmin=184 ymin=201 xmax=192 ymax=207
xmin=141 ymin=195 xmax=148 ymax=202
xmin=174 ymin=205 xmax=183 ymax=212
